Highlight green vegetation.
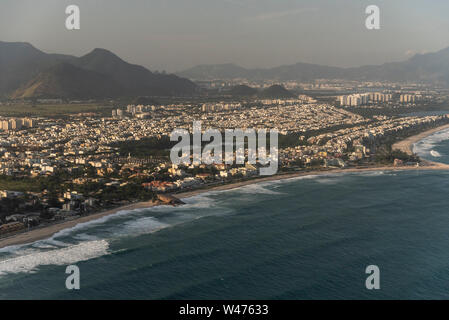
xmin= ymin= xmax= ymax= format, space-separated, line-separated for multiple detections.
xmin=343 ymin=102 xmax=449 ymax=118
xmin=111 ymin=136 xmax=174 ymax=157
xmin=133 ymin=96 xmax=159 ymax=105
xmin=112 ymin=127 xmax=366 ymax=158
xmin=0 ymin=175 xmax=44 ymax=192
xmin=0 ymin=103 xmax=116 ymax=117
xmin=279 ymin=132 xmax=308 ymax=148
xmin=0 ymin=172 xmax=86 ymax=194
xmin=278 ymin=122 xmax=378 ymax=148
xmin=97 ymin=184 xmax=155 ymax=202
xmin=375 ymin=145 xmax=419 ymax=164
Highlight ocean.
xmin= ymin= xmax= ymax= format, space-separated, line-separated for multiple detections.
xmin=2 ymin=132 xmax=449 ymax=299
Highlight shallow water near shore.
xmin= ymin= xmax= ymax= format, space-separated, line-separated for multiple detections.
xmin=414 ymin=127 xmax=449 ymax=164
xmin=3 ymin=168 xmax=449 ymax=299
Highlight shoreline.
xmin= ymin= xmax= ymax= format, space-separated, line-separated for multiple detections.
xmin=392 ymin=123 xmax=449 ymax=156
xmin=3 ymin=124 xmax=449 ymax=249
xmin=1 ymin=165 xmax=447 ymax=250
xmin=0 ymin=201 xmax=156 ymax=249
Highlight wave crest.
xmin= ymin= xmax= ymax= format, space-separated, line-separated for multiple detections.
xmin=0 ymin=240 xmax=109 ymax=276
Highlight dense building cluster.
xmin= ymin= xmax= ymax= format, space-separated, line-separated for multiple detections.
xmin=1 ymin=94 xmax=447 ymax=235
xmin=0 ymin=117 xmax=34 ymax=131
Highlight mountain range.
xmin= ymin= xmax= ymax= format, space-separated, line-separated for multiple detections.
xmin=178 ymin=46 xmax=449 ymax=85
xmin=0 ymin=41 xmax=197 ymax=99
xmin=4 ymin=41 xmax=449 ymax=100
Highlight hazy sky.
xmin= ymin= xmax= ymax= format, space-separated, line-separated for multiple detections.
xmin=1 ymin=0 xmax=449 ymax=72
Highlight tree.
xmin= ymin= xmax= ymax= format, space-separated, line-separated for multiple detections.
xmin=47 ymin=193 xmax=60 ymax=208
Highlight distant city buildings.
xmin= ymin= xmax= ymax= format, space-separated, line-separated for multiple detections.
xmin=370 ymin=92 xmax=393 ymax=103
xmin=338 ymin=94 xmax=370 ymax=107
xmin=113 ymin=105 xmax=158 ymax=118
xmin=338 ymin=92 xmax=392 ymax=107
xmin=400 ymin=94 xmax=422 ymax=103
xmin=338 ymin=92 xmax=426 ymax=106
xmin=0 ymin=117 xmax=35 ymax=131
xmin=201 ymin=103 xmax=241 ymax=112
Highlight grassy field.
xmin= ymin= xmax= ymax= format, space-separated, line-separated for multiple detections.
xmin=0 ymin=177 xmax=42 ymax=193
xmin=0 ymin=103 xmax=116 ymax=117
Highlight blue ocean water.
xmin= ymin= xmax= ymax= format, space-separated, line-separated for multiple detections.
xmin=413 ymin=127 xmax=449 ymax=164
xmin=2 ymin=135 xmax=449 ymax=299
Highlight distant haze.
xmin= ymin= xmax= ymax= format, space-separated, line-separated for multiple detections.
xmin=1 ymin=0 xmax=449 ymax=72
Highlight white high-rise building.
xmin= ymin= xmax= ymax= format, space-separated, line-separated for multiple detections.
xmin=338 ymin=92 xmax=391 ymax=107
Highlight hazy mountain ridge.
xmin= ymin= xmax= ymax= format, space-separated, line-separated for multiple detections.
xmin=11 ymin=62 xmax=125 ymax=99
xmin=72 ymin=48 xmax=197 ymax=96
xmin=0 ymin=41 xmax=197 ymax=99
xmin=258 ymin=85 xmax=295 ymax=98
xmin=224 ymin=84 xmax=295 ymax=98
xmin=227 ymin=84 xmax=258 ymax=97
xmin=0 ymin=41 xmax=75 ymax=95
xmin=178 ymin=46 xmax=449 ymax=84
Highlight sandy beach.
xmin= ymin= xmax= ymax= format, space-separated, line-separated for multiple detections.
xmin=0 ymin=201 xmax=155 ymax=249
xmin=3 ymin=124 xmax=449 ymax=249
xmin=391 ymin=123 xmax=449 ymax=169
xmin=392 ymin=123 xmax=449 ymax=156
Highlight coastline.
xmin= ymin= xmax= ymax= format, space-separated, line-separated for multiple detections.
xmin=3 ymin=124 xmax=449 ymax=249
xmin=392 ymin=123 xmax=449 ymax=156
xmin=0 ymin=201 xmax=155 ymax=249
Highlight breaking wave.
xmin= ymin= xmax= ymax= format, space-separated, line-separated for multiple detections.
xmin=236 ymin=183 xmax=284 ymax=195
xmin=0 ymin=193 xmax=227 ymax=264
xmin=0 ymin=240 xmax=109 ymax=276
xmin=413 ymin=128 xmax=449 ymax=160
xmin=430 ymin=150 xmax=441 ymax=157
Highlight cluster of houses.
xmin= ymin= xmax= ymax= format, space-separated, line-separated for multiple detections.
xmin=0 ymin=187 xmax=100 ymax=236
xmin=143 ymin=163 xmax=259 ymax=192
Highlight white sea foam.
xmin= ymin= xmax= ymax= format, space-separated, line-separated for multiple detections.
xmin=0 ymin=167 xmax=412 ymax=277
xmin=113 ymin=216 xmax=169 ymax=237
xmin=413 ymin=128 xmax=449 ymax=158
xmin=0 ymin=244 xmax=25 ymax=254
xmin=31 ymin=243 xmax=58 ymax=249
xmin=236 ymin=183 xmax=283 ymax=195
xmin=272 ymin=174 xmax=321 ymax=184
xmin=177 ymin=194 xmax=216 ymax=208
xmin=0 ymin=197 xmax=224 ymax=256
xmin=0 ymin=210 xmax=141 ymax=255
xmin=430 ymin=150 xmax=441 ymax=157
xmin=356 ymin=171 xmax=397 ymax=177
xmin=0 ymin=240 xmax=109 ymax=276
xmin=40 ymin=239 xmax=69 ymax=247
xmin=39 ymin=208 xmax=145 ymax=242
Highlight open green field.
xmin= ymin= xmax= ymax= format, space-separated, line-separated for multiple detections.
xmin=0 ymin=176 xmax=42 ymax=193
xmin=0 ymin=103 xmax=116 ymax=117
